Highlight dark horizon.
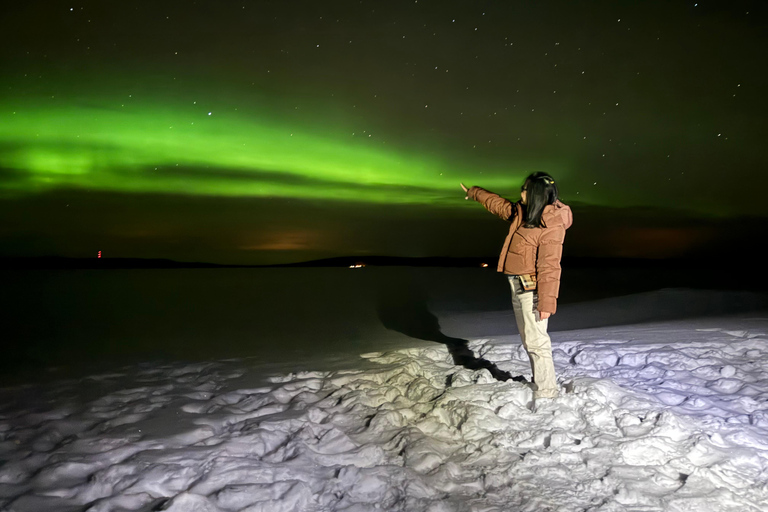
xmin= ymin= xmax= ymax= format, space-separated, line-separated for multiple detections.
xmin=2 ymin=188 xmax=765 ymax=266
xmin=2 ymin=251 xmax=766 ymax=268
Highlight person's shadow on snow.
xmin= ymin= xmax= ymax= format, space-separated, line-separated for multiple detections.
xmin=375 ymin=272 xmax=527 ymax=384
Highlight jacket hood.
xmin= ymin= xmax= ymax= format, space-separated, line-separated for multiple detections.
xmin=542 ymin=200 xmax=573 ymax=229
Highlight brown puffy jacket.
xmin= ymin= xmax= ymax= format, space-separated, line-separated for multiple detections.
xmin=468 ymin=186 xmax=573 ymax=314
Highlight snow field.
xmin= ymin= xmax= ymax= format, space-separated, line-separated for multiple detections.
xmin=1 ymin=317 xmax=767 ymax=511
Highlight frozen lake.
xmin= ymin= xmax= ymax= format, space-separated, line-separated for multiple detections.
xmin=2 ymin=266 xmax=768 ymax=510
xmin=2 ymin=265 xmax=767 ymax=385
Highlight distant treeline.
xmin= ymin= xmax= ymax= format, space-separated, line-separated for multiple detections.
xmin=0 ymin=254 xmax=752 ymax=272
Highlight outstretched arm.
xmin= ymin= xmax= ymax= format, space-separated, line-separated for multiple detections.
xmin=461 ymin=183 xmax=515 ymax=221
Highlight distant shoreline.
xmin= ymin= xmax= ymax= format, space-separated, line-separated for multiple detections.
xmin=0 ymin=254 xmax=750 ymax=271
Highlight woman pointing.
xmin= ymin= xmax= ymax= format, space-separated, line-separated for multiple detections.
xmin=462 ymin=173 xmax=573 ymax=403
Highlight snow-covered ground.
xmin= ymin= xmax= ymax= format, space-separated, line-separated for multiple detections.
xmin=2 ymin=304 xmax=768 ymax=511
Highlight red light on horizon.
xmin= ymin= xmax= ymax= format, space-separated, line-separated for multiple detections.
xmin=98 ymin=251 xmax=102 ymax=258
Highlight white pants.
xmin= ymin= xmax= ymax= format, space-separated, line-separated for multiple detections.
xmin=508 ymin=276 xmax=558 ymax=399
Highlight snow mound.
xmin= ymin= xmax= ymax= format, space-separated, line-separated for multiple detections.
xmin=1 ymin=317 xmax=768 ymax=511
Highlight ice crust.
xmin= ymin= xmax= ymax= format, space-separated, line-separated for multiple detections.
xmin=2 ymin=317 xmax=768 ymax=511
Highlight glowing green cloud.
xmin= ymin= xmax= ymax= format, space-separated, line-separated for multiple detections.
xmin=0 ymin=89 xmax=559 ymax=205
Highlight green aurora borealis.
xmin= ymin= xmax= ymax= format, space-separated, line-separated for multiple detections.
xmin=0 ymin=87 xmax=539 ymax=205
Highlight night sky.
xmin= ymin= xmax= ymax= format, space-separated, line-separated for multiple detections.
xmin=1 ymin=1 xmax=766 ymax=265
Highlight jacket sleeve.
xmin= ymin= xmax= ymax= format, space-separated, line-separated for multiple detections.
xmin=536 ymin=224 xmax=566 ymax=314
xmin=467 ymin=186 xmax=515 ymax=221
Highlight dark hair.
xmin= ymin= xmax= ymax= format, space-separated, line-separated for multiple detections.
xmin=522 ymin=172 xmax=559 ymax=228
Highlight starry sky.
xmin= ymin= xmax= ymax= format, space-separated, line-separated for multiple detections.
xmin=0 ymin=1 xmax=766 ymax=264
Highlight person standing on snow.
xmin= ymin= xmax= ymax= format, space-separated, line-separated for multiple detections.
xmin=461 ymin=173 xmax=573 ymax=403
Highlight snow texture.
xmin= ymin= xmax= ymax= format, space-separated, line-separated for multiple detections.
xmin=2 ymin=314 xmax=768 ymax=511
